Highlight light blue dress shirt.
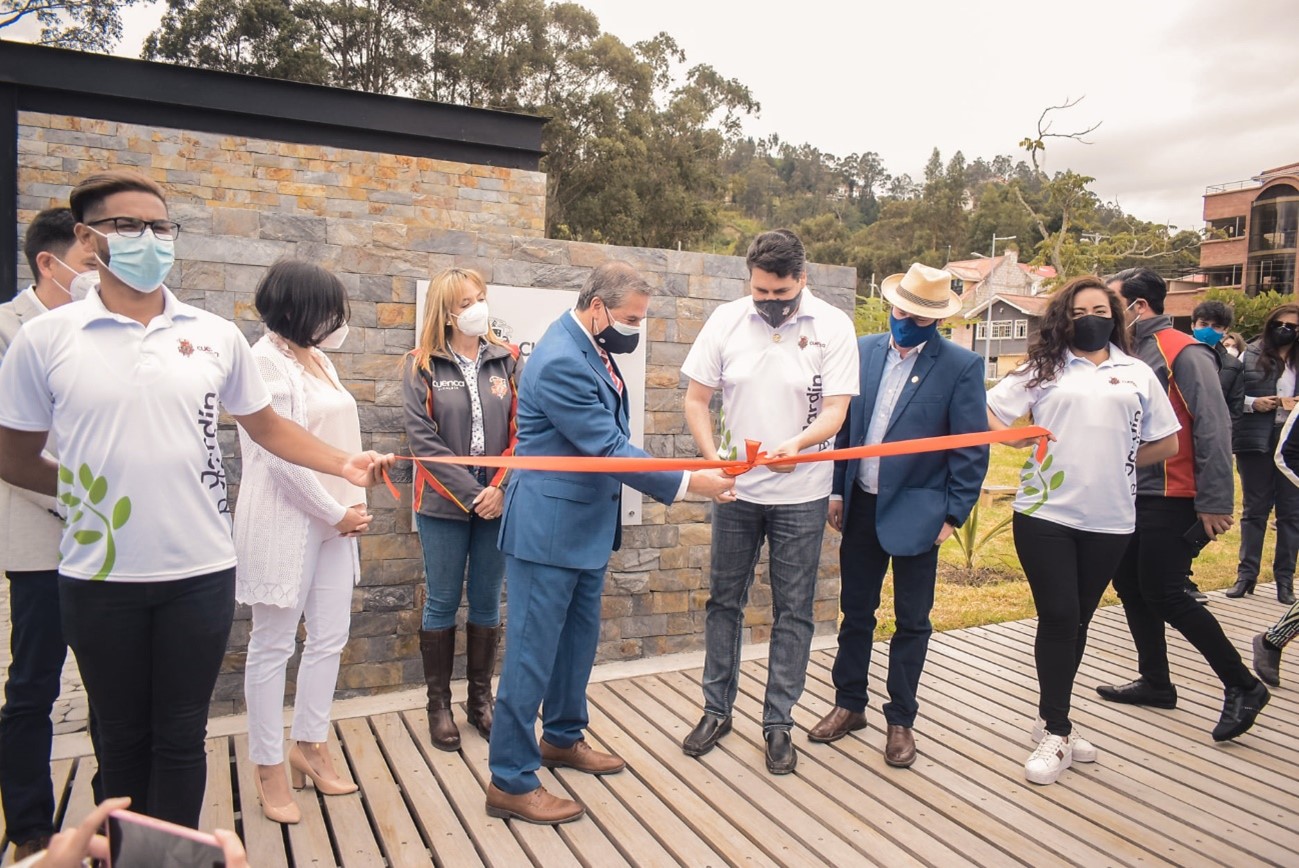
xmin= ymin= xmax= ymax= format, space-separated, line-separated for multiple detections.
xmin=856 ymin=342 xmax=924 ymax=493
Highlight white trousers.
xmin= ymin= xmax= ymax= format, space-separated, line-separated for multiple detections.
xmin=244 ymin=519 xmax=355 ymax=765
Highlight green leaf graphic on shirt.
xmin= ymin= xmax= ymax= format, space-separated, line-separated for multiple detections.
xmin=717 ymin=408 xmax=738 ymax=461
xmin=1019 ymin=452 xmax=1064 ymax=517
xmin=59 ymin=463 xmax=131 ymax=581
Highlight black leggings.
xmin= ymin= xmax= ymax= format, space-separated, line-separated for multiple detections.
xmin=1014 ymin=512 xmax=1132 ymax=736
xmin=59 ymin=569 xmax=235 ymax=828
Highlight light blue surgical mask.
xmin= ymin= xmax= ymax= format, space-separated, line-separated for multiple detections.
xmin=91 ymin=227 xmax=174 ymax=293
xmin=1192 ymin=326 xmax=1223 ymax=347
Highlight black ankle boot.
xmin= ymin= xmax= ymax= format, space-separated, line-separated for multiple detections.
xmin=1225 ymin=577 xmax=1256 ymax=598
xmin=1278 ymin=578 xmax=1295 ymax=605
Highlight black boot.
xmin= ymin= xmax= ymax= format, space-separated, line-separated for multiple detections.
xmin=420 ymin=627 xmax=460 ymax=751
xmin=1225 ymin=577 xmax=1256 ymax=598
xmin=465 ymin=623 xmax=500 ymax=740
xmin=1278 ymin=577 xmax=1295 ymax=605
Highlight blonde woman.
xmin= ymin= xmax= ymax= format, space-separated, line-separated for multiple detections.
xmin=235 ymin=260 xmax=367 ymax=825
xmin=403 ymin=268 xmax=521 ymax=750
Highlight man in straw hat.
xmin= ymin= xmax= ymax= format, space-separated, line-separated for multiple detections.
xmin=807 ymin=262 xmax=989 ymax=768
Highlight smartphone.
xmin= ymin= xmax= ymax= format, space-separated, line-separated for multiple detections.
xmin=1183 ymin=520 xmax=1213 ymax=556
xmin=106 ymin=810 xmax=225 ymax=868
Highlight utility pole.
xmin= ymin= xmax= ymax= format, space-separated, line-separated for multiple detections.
xmin=982 ymin=233 xmax=1016 ymax=378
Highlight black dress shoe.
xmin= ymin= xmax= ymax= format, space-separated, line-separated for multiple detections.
xmin=682 ymin=714 xmax=732 ymax=757
xmin=1212 ymin=680 xmax=1270 ymax=742
xmin=764 ymin=728 xmax=797 ymax=775
xmin=1096 ymin=678 xmax=1178 ymax=709
xmin=1253 ymin=633 xmax=1282 ymax=688
xmin=1279 ymin=584 xmax=1296 ymax=605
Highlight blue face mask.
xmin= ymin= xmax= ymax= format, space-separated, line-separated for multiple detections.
xmin=1192 ymin=326 xmax=1223 ymax=347
xmin=92 ymin=227 xmax=174 ymax=293
xmin=889 ymin=312 xmax=938 ymax=348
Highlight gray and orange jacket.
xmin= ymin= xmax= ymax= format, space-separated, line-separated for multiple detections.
xmin=401 ymin=342 xmax=522 ymax=520
xmin=1131 ymin=315 xmax=1234 ymax=514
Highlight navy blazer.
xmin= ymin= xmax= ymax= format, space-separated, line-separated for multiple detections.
xmin=498 ymin=313 xmax=683 ymax=570
xmin=831 ymin=333 xmax=990 ymax=557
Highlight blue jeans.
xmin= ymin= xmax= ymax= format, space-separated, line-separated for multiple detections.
xmin=489 ymin=556 xmax=604 ymax=794
xmin=416 ymin=513 xmax=504 ymax=630
xmin=702 ymin=497 xmax=827 ymax=730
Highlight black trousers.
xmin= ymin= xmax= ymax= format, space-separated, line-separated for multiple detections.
xmin=58 ymin=569 xmax=235 ymax=828
xmin=1112 ymin=497 xmax=1252 ymax=690
xmin=831 ymin=487 xmax=938 ymax=727
xmin=1237 ymin=444 xmax=1299 ymax=588
xmin=1013 ymin=514 xmax=1131 ymax=736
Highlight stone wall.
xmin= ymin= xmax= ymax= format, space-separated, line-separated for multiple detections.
xmin=14 ymin=112 xmax=857 ymax=713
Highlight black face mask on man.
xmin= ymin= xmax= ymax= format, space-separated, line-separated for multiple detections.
xmin=1071 ymin=315 xmax=1115 ymax=353
xmin=754 ymin=290 xmax=802 ymax=328
xmin=594 ymin=306 xmax=642 ymax=354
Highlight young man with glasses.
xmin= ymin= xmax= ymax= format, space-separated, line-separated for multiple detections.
xmin=0 ymin=171 xmax=393 ymax=827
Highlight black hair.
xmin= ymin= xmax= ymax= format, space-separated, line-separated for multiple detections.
xmin=23 ymin=208 xmax=79 ymax=277
xmin=745 ymin=229 xmax=806 ymax=279
xmin=254 ymin=259 xmax=350 ymax=348
xmin=1109 ymin=267 xmax=1167 ymax=315
xmin=1191 ymin=300 xmax=1234 ymax=329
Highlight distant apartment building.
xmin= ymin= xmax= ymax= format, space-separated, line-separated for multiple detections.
xmin=1201 ymin=162 xmax=1299 ymax=295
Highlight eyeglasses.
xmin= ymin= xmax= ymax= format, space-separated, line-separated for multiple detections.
xmin=86 ymin=217 xmax=181 ymax=240
xmin=1274 ymin=322 xmax=1298 ymax=332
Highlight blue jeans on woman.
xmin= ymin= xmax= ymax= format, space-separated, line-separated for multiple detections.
xmin=701 ymin=497 xmax=828 ymax=731
xmin=416 ymin=512 xmax=504 ymax=629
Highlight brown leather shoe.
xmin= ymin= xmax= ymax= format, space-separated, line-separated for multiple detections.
xmin=884 ymin=724 xmax=916 ymax=768
xmin=486 ymin=783 xmax=585 ymax=825
xmin=808 ymin=707 xmax=868 ymax=743
xmin=540 ymin=737 xmax=626 ymax=775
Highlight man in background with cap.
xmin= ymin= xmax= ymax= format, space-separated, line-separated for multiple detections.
xmin=807 ymin=263 xmax=989 ymax=768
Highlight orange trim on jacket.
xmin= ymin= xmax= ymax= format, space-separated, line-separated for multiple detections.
xmin=1153 ymin=329 xmax=1198 ymax=499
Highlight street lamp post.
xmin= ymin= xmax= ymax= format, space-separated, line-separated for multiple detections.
xmin=982 ymin=233 xmax=1016 ymax=378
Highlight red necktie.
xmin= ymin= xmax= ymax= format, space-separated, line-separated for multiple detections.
xmin=598 ymin=348 xmax=623 ymax=395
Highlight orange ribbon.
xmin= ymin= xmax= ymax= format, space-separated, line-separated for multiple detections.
xmin=381 ymin=426 xmax=1051 ymax=501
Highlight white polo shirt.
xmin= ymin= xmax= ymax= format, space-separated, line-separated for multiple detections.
xmin=0 ymin=286 xmax=271 ymax=581
xmin=682 ymin=290 xmax=859 ymax=504
xmin=986 ymin=345 xmax=1180 ymax=534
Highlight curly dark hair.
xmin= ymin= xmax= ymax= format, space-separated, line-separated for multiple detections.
xmin=1257 ymin=302 xmax=1299 ymax=378
xmin=1019 ymin=276 xmax=1131 ymax=389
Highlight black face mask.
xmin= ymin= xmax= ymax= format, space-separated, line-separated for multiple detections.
xmin=1269 ymin=322 xmax=1298 ymax=347
xmin=593 ymin=308 xmax=641 ymax=355
xmin=754 ymin=290 xmax=802 ymax=328
xmin=1071 ymin=315 xmax=1114 ymax=353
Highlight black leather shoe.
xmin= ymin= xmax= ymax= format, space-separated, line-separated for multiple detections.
xmin=1184 ymin=580 xmax=1209 ymax=604
xmin=1253 ymin=633 xmax=1282 ymax=688
xmin=1212 ymin=680 xmax=1270 ymax=742
xmin=1096 ymin=678 xmax=1178 ymax=709
xmin=682 ymin=714 xmax=732 ymax=757
xmin=1278 ymin=583 xmax=1296 ymax=605
xmin=1225 ymin=578 xmax=1256 ymax=598
xmin=764 ymin=728 xmax=797 ymax=775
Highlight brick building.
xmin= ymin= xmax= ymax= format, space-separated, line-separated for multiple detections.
xmin=3 ymin=43 xmax=857 ymax=713
xmin=1201 ymin=162 xmax=1299 ymax=295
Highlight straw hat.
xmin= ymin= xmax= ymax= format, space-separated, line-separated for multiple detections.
xmin=880 ymin=263 xmax=962 ymax=319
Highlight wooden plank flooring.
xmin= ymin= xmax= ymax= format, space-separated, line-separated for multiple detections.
xmin=4 ymin=588 xmax=1298 ymax=866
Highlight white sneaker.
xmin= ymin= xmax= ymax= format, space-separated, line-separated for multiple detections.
xmin=1025 ymin=732 xmax=1072 ymax=785
xmin=1032 ymin=718 xmax=1097 ymax=763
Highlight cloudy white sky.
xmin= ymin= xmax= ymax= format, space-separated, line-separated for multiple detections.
xmin=19 ymin=0 xmax=1299 ymax=231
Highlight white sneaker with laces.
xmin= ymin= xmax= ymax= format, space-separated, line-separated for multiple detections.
xmin=1032 ymin=718 xmax=1097 ymax=763
xmin=1025 ymin=732 xmax=1072 ymax=785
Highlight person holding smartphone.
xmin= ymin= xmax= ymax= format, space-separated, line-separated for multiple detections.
xmin=1228 ymin=302 xmax=1299 ymax=604
xmin=987 ymin=277 xmax=1180 ymax=785
xmin=236 ymin=260 xmax=368 ymax=825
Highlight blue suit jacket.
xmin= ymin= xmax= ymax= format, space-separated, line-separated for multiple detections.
xmin=498 ymin=313 xmax=684 ymax=570
xmin=831 ymin=333 xmax=990 ymax=557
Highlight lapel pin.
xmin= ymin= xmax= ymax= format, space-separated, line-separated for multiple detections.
xmin=911 ymin=375 xmax=919 ymax=383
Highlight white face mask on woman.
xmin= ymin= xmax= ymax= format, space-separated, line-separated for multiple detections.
xmin=317 ymin=322 xmax=350 ymax=350
xmin=454 ymin=301 xmax=491 ymax=338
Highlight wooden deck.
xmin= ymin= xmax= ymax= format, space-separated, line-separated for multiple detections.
xmin=8 ymin=588 xmax=1299 ymax=866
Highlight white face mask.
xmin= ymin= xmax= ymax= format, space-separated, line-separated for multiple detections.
xmin=1226 ymin=346 xmax=1241 ymax=358
xmin=317 ymin=322 xmax=349 ymax=350
xmin=50 ymin=256 xmax=97 ymax=301
xmin=454 ymin=301 xmax=491 ymax=338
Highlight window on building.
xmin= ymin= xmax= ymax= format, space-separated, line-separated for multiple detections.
xmin=1014 ymin=319 xmax=1028 ymax=339
xmin=990 ymin=321 xmax=1013 ymax=340
xmin=1207 ymin=216 xmax=1246 ymax=238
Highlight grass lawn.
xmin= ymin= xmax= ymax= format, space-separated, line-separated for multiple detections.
xmin=868 ymin=443 xmax=1272 ymax=641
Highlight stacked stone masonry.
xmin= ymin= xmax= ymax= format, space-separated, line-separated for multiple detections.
xmin=15 ymin=112 xmax=857 ymax=714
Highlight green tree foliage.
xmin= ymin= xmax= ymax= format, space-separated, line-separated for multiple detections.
xmin=2 ymin=0 xmax=143 ymax=51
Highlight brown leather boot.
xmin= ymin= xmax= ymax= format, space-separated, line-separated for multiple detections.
xmin=420 ymin=627 xmax=460 ymax=751
xmin=465 ymin=622 xmax=501 ymax=740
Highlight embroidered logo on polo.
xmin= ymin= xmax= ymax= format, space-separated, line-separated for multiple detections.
xmin=178 ymin=337 xmax=220 ymax=359
xmin=58 ymin=463 xmax=132 ymax=581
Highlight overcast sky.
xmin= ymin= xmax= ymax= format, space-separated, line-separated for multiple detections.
xmin=20 ymin=0 xmax=1299 ymax=233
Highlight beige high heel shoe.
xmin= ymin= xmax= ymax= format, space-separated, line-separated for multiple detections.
xmin=289 ymin=742 xmax=358 ymax=796
xmin=253 ymin=765 xmax=301 ymax=825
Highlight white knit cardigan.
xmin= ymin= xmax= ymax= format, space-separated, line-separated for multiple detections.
xmin=233 ymin=334 xmax=360 ymax=608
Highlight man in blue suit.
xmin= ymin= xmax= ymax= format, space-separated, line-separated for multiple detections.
xmin=807 ymin=263 xmax=989 ymax=768
xmin=486 ymin=262 xmax=736 ymax=825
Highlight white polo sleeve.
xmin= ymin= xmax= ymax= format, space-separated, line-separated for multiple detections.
xmin=986 ymin=368 xmax=1036 ymax=426
xmin=821 ymin=311 xmax=861 ymax=397
xmin=681 ymin=309 xmax=724 ymax=388
xmin=0 ymin=327 xmax=54 ymax=432
xmin=218 ymin=325 xmax=272 ymax=417
xmin=1139 ymin=367 xmax=1182 ymax=441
